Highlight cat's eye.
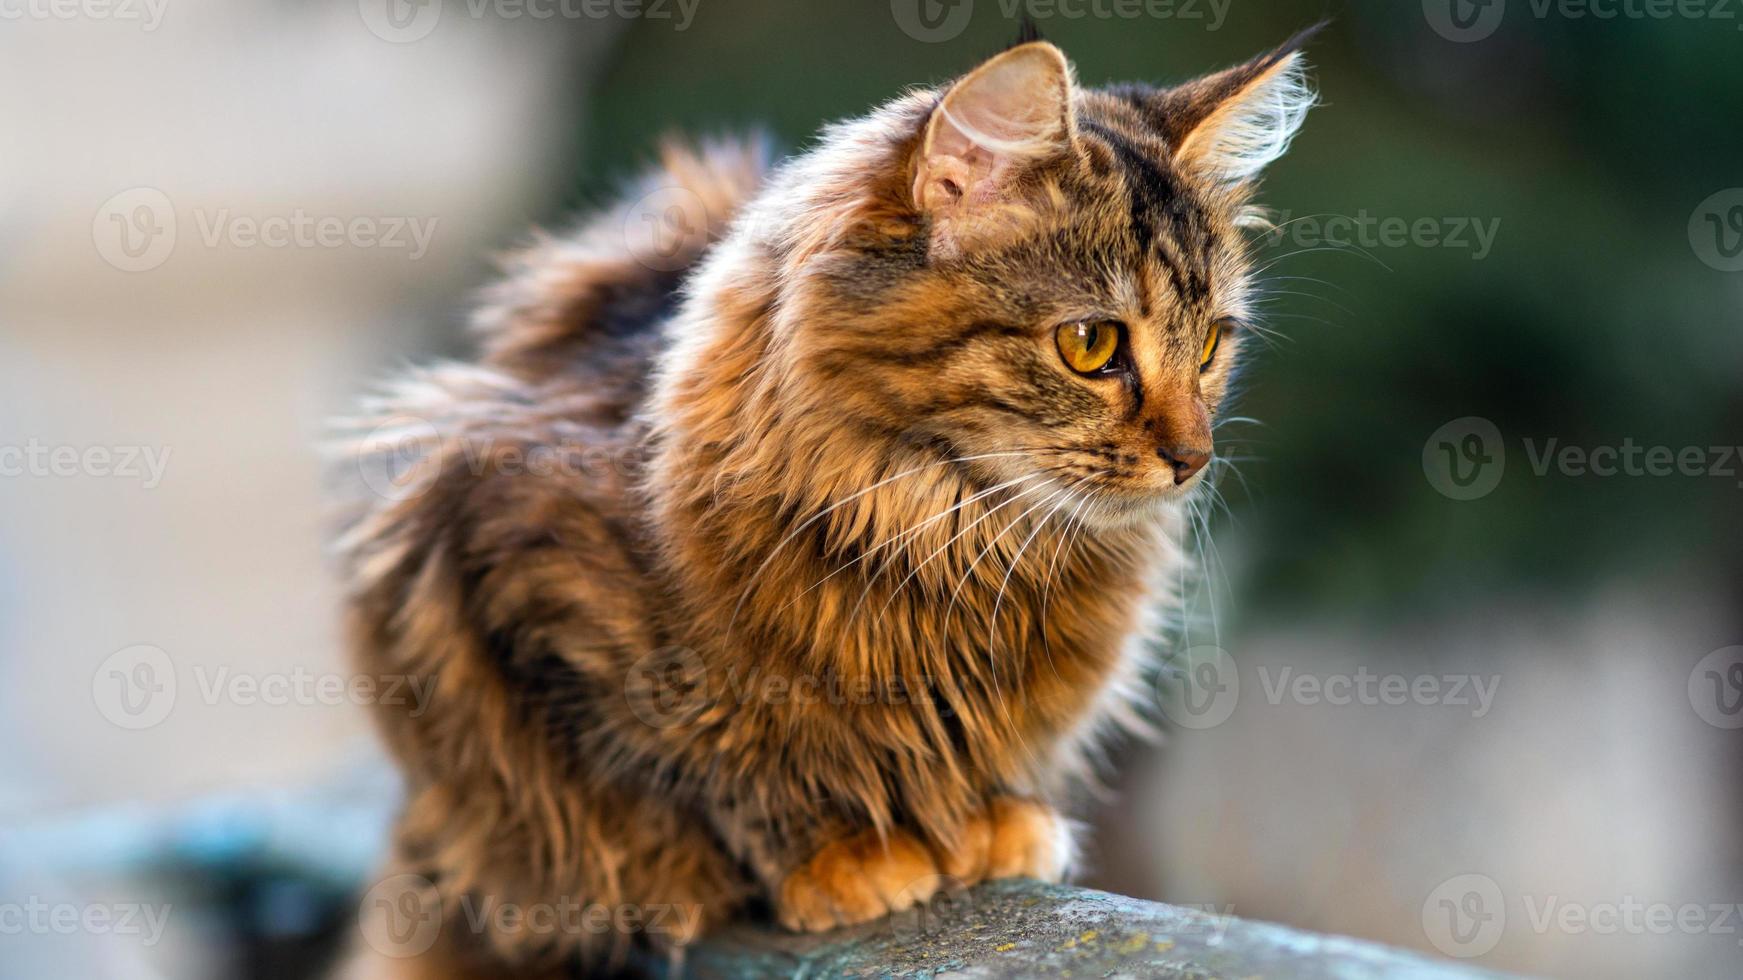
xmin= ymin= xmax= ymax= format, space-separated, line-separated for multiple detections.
xmin=1199 ymin=321 xmax=1227 ymax=372
xmin=1056 ymin=320 xmax=1122 ymax=375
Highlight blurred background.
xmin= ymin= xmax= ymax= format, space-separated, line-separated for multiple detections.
xmin=2 ymin=1 xmax=1739 ymax=976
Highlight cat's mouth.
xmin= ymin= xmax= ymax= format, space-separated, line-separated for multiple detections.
xmin=1072 ymin=466 xmax=1208 ymax=528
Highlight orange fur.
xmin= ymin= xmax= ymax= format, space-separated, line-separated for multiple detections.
xmin=332 ymin=32 xmax=1317 ymax=977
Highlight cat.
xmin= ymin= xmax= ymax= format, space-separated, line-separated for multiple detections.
xmin=334 ymin=26 xmax=1319 ymax=978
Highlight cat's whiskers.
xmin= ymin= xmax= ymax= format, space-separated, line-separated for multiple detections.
xmin=1255 ymin=242 xmax=1390 ymax=274
xmin=956 ymin=477 xmax=1084 ymax=772
xmin=722 ymin=449 xmax=1041 ymax=638
xmin=1254 ymin=285 xmax=1356 ymax=321
xmin=987 ymin=474 xmax=1094 ymax=641
xmin=865 ymin=470 xmax=1069 ymax=625
xmin=1034 ymin=485 xmax=1101 ymax=692
xmin=776 ymin=467 xmax=1045 ymax=619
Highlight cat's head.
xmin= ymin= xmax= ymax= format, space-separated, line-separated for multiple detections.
xmin=752 ymin=30 xmax=1318 ymax=528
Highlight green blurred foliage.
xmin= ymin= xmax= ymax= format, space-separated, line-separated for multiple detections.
xmin=567 ymin=2 xmax=1742 ymax=622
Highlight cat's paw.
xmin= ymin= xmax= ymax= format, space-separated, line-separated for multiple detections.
xmin=776 ymin=829 xmax=943 ymax=932
xmin=974 ymin=797 xmax=1074 ymax=882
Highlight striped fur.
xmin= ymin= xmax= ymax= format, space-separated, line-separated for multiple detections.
xmin=333 ymin=31 xmax=1318 ymax=977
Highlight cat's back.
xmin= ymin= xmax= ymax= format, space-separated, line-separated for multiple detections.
xmin=469 ymin=137 xmax=771 ymax=395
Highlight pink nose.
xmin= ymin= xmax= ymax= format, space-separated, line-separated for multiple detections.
xmin=1158 ymin=445 xmax=1210 ymax=484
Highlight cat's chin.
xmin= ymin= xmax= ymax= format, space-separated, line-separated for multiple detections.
xmin=1077 ymin=477 xmax=1199 ymax=529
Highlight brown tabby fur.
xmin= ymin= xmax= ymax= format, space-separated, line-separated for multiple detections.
xmin=333 ymin=29 xmax=1319 ymax=978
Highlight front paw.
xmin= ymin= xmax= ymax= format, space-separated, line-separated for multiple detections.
xmin=776 ymin=828 xmax=944 ymax=932
xmin=965 ymin=797 xmax=1074 ymax=883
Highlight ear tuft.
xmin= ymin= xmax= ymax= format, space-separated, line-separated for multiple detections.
xmin=1177 ymin=52 xmax=1313 ymax=183
xmin=1161 ymin=25 xmax=1323 ymax=185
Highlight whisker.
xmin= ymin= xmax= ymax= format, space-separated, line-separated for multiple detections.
xmin=723 ymin=449 xmax=1046 ymax=636
xmin=781 ymin=469 xmax=1042 ymax=617
xmin=861 ymin=469 xmax=1070 ymax=624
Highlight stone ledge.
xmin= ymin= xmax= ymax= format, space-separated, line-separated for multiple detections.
xmin=666 ymin=879 xmax=1519 ymax=980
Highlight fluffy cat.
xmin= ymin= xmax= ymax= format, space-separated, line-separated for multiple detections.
xmin=334 ymin=27 xmax=1318 ymax=978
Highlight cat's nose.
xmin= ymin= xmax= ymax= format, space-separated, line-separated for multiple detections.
xmin=1157 ymin=445 xmax=1210 ymax=484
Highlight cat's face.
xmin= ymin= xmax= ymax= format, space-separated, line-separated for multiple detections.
xmin=793 ymin=37 xmax=1314 ymax=527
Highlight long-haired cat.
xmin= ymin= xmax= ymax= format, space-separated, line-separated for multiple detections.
xmin=335 ymin=27 xmax=1318 ymax=978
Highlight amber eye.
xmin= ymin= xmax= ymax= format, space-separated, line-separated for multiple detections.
xmin=1199 ymin=321 xmax=1226 ymax=372
xmin=1055 ymin=320 xmax=1122 ymax=375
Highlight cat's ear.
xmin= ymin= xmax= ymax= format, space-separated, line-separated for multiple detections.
xmin=912 ymin=41 xmax=1075 ymax=250
xmin=1155 ymin=26 xmax=1320 ymax=185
